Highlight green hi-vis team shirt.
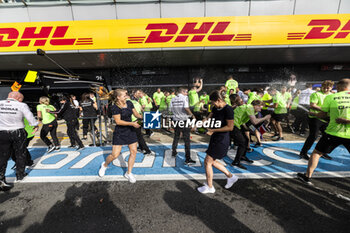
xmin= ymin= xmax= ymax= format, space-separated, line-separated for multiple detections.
xmin=130 ymin=99 xmax=142 ymax=122
xmin=153 ymin=92 xmax=164 ymax=106
xmin=273 ymin=92 xmax=288 ymax=114
xmin=159 ymin=96 xmax=168 ymax=111
xmin=194 ymin=102 xmax=204 ymax=112
xmin=262 ymin=93 xmax=271 ymax=110
xmin=188 ymin=90 xmax=199 ymax=107
xmin=36 ymin=104 xmax=56 ymax=124
xmin=225 ymin=95 xmax=232 ymax=106
xmin=309 ymin=91 xmax=329 ymax=122
xmin=166 ymin=94 xmax=176 ymax=105
xmin=200 ymin=95 xmax=210 ymax=105
xmin=247 ymin=92 xmax=262 ymax=104
xmin=281 ymin=92 xmax=292 ymax=105
xmin=291 ymin=96 xmax=299 ymax=110
xmin=322 ymin=91 xmax=350 ymax=139
xmin=24 ymin=118 xmax=35 ymax=138
xmin=140 ymin=96 xmax=153 ymax=111
xmin=234 ymin=104 xmax=255 ymax=129
xmin=225 ymin=79 xmax=238 ymax=94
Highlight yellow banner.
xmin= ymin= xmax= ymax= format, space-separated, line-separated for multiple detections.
xmin=1 ymin=14 xmax=350 ymax=52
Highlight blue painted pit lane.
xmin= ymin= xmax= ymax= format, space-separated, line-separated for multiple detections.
xmin=5 ymin=142 xmax=350 ymax=183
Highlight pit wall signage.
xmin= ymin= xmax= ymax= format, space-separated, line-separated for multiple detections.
xmin=1 ymin=14 xmax=350 ymax=52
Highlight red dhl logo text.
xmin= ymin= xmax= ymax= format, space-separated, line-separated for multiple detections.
xmin=0 ymin=26 xmax=93 ymax=47
xmin=287 ymin=19 xmax=350 ymax=40
xmin=128 ymin=22 xmax=252 ymax=44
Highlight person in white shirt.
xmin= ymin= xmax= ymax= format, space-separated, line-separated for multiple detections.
xmin=170 ymin=87 xmax=196 ymax=165
xmin=0 ymin=92 xmax=38 ymax=190
xmin=293 ymin=84 xmax=315 ymax=136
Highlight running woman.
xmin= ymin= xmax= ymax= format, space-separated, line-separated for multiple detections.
xmin=197 ymin=90 xmax=238 ymax=194
xmin=297 ymin=79 xmax=350 ymax=184
xmin=98 ymin=89 xmax=142 ymax=183
xmin=37 ymin=96 xmax=60 ymax=153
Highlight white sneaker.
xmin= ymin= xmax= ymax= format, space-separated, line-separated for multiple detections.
xmin=197 ymin=184 xmax=215 ymax=194
xmin=124 ymin=172 xmax=136 ymax=183
xmin=98 ymin=162 xmax=107 ymax=177
xmin=144 ymin=151 xmax=155 ymax=156
xmin=225 ymin=175 xmax=238 ymax=189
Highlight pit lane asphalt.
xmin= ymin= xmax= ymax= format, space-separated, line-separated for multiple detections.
xmin=1 ymin=177 xmax=349 ymax=233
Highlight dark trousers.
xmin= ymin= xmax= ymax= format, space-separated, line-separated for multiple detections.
xmin=300 ymin=117 xmax=327 ymax=155
xmin=292 ymin=106 xmax=309 ymax=133
xmin=172 ymin=125 xmax=191 ymax=159
xmin=40 ymin=120 xmax=59 ymax=147
xmin=11 ymin=136 xmax=34 ymax=166
xmin=232 ymin=126 xmax=249 ymax=164
xmin=145 ymin=129 xmax=153 ymax=136
xmin=66 ymin=119 xmax=83 ymax=147
xmin=82 ymin=118 xmax=97 ymax=136
xmin=0 ymin=129 xmax=27 ymax=180
xmin=134 ymin=127 xmax=151 ymax=153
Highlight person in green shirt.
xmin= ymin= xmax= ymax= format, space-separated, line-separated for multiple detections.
xmin=159 ymin=91 xmax=169 ymax=112
xmin=299 ymin=80 xmax=334 ymax=160
xmin=193 ymin=99 xmax=207 ymax=120
xmin=37 ymin=96 xmax=60 ymax=153
xmin=232 ymin=99 xmax=271 ymax=170
xmin=261 ymin=91 xmax=272 ymax=116
xmin=188 ymin=79 xmax=203 ymax=111
xmin=298 ymin=78 xmax=350 ymax=184
xmin=152 ymin=88 xmax=165 ymax=110
xmin=268 ymin=88 xmax=287 ymax=141
xmin=200 ymin=92 xmax=210 ymax=105
xmin=129 ymin=91 xmax=155 ymax=156
xmin=138 ymin=90 xmax=154 ymax=137
xmin=247 ymin=89 xmax=264 ymax=104
xmin=225 ymin=75 xmax=239 ymax=95
xmin=166 ymin=89 xmax=176 ymax=112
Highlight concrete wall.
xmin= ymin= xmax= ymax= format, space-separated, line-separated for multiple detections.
xmin=0 ymin=0 xmax=348 ymax=23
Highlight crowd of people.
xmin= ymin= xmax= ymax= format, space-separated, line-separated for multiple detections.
xmin=0 ymin=76 xmax=349 ymax=194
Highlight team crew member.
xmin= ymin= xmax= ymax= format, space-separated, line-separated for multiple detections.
xmin=225 ymin=75 xmax=239 ymax=95
xmin=268 ymin=88 xmax=287 ymax=141
xmin=197 ymin=90 xmax=238 ymax=194
xmin=37 ymin=96 xmax=60 ymax=153
xmin=200 ymin=92 xmax=210 ymax=105
xmin=159 ymin=91 xmax=169 ymax=113
xmin=299 ymin=80 xmax=334 ymax=160
xmin=0 ymin=92 xmax=38 ymax=188
xmin=99 ymin=89 xmax=143 ymax=183
xmin=49 ymin=95 xmax=84 ymax=150
xmin=153 ymin=88 xmax=164 ymax=110
xmin=130 ymin=91 xmax=155 ymax=156
xmin=261 ymin=90 xmax=272 ymax=116
xmin=232 ymin=100 xmax=271 ymax=170
xmin=298 ymin=79 xmax=350 ymax=184
xmin=188 ymin=78 xmax=203 ymax=111
xmin=295 ymin=84 xmax=315 ymax=136
xmin=166 ymin=89 xmax=176 ymax=112
xmin=10 ymin=117 xmax=36 ymax=170
xmin=139 ymin=91 xmax=154 ymax=137
xmin=170 ymin=87 xmax=196 ymax=165
xmin=80 ymin=93 xmax=98 ymax=140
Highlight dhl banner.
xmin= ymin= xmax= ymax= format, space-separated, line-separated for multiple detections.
xmin=1 ymin=14 xmax=350 ymax=52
